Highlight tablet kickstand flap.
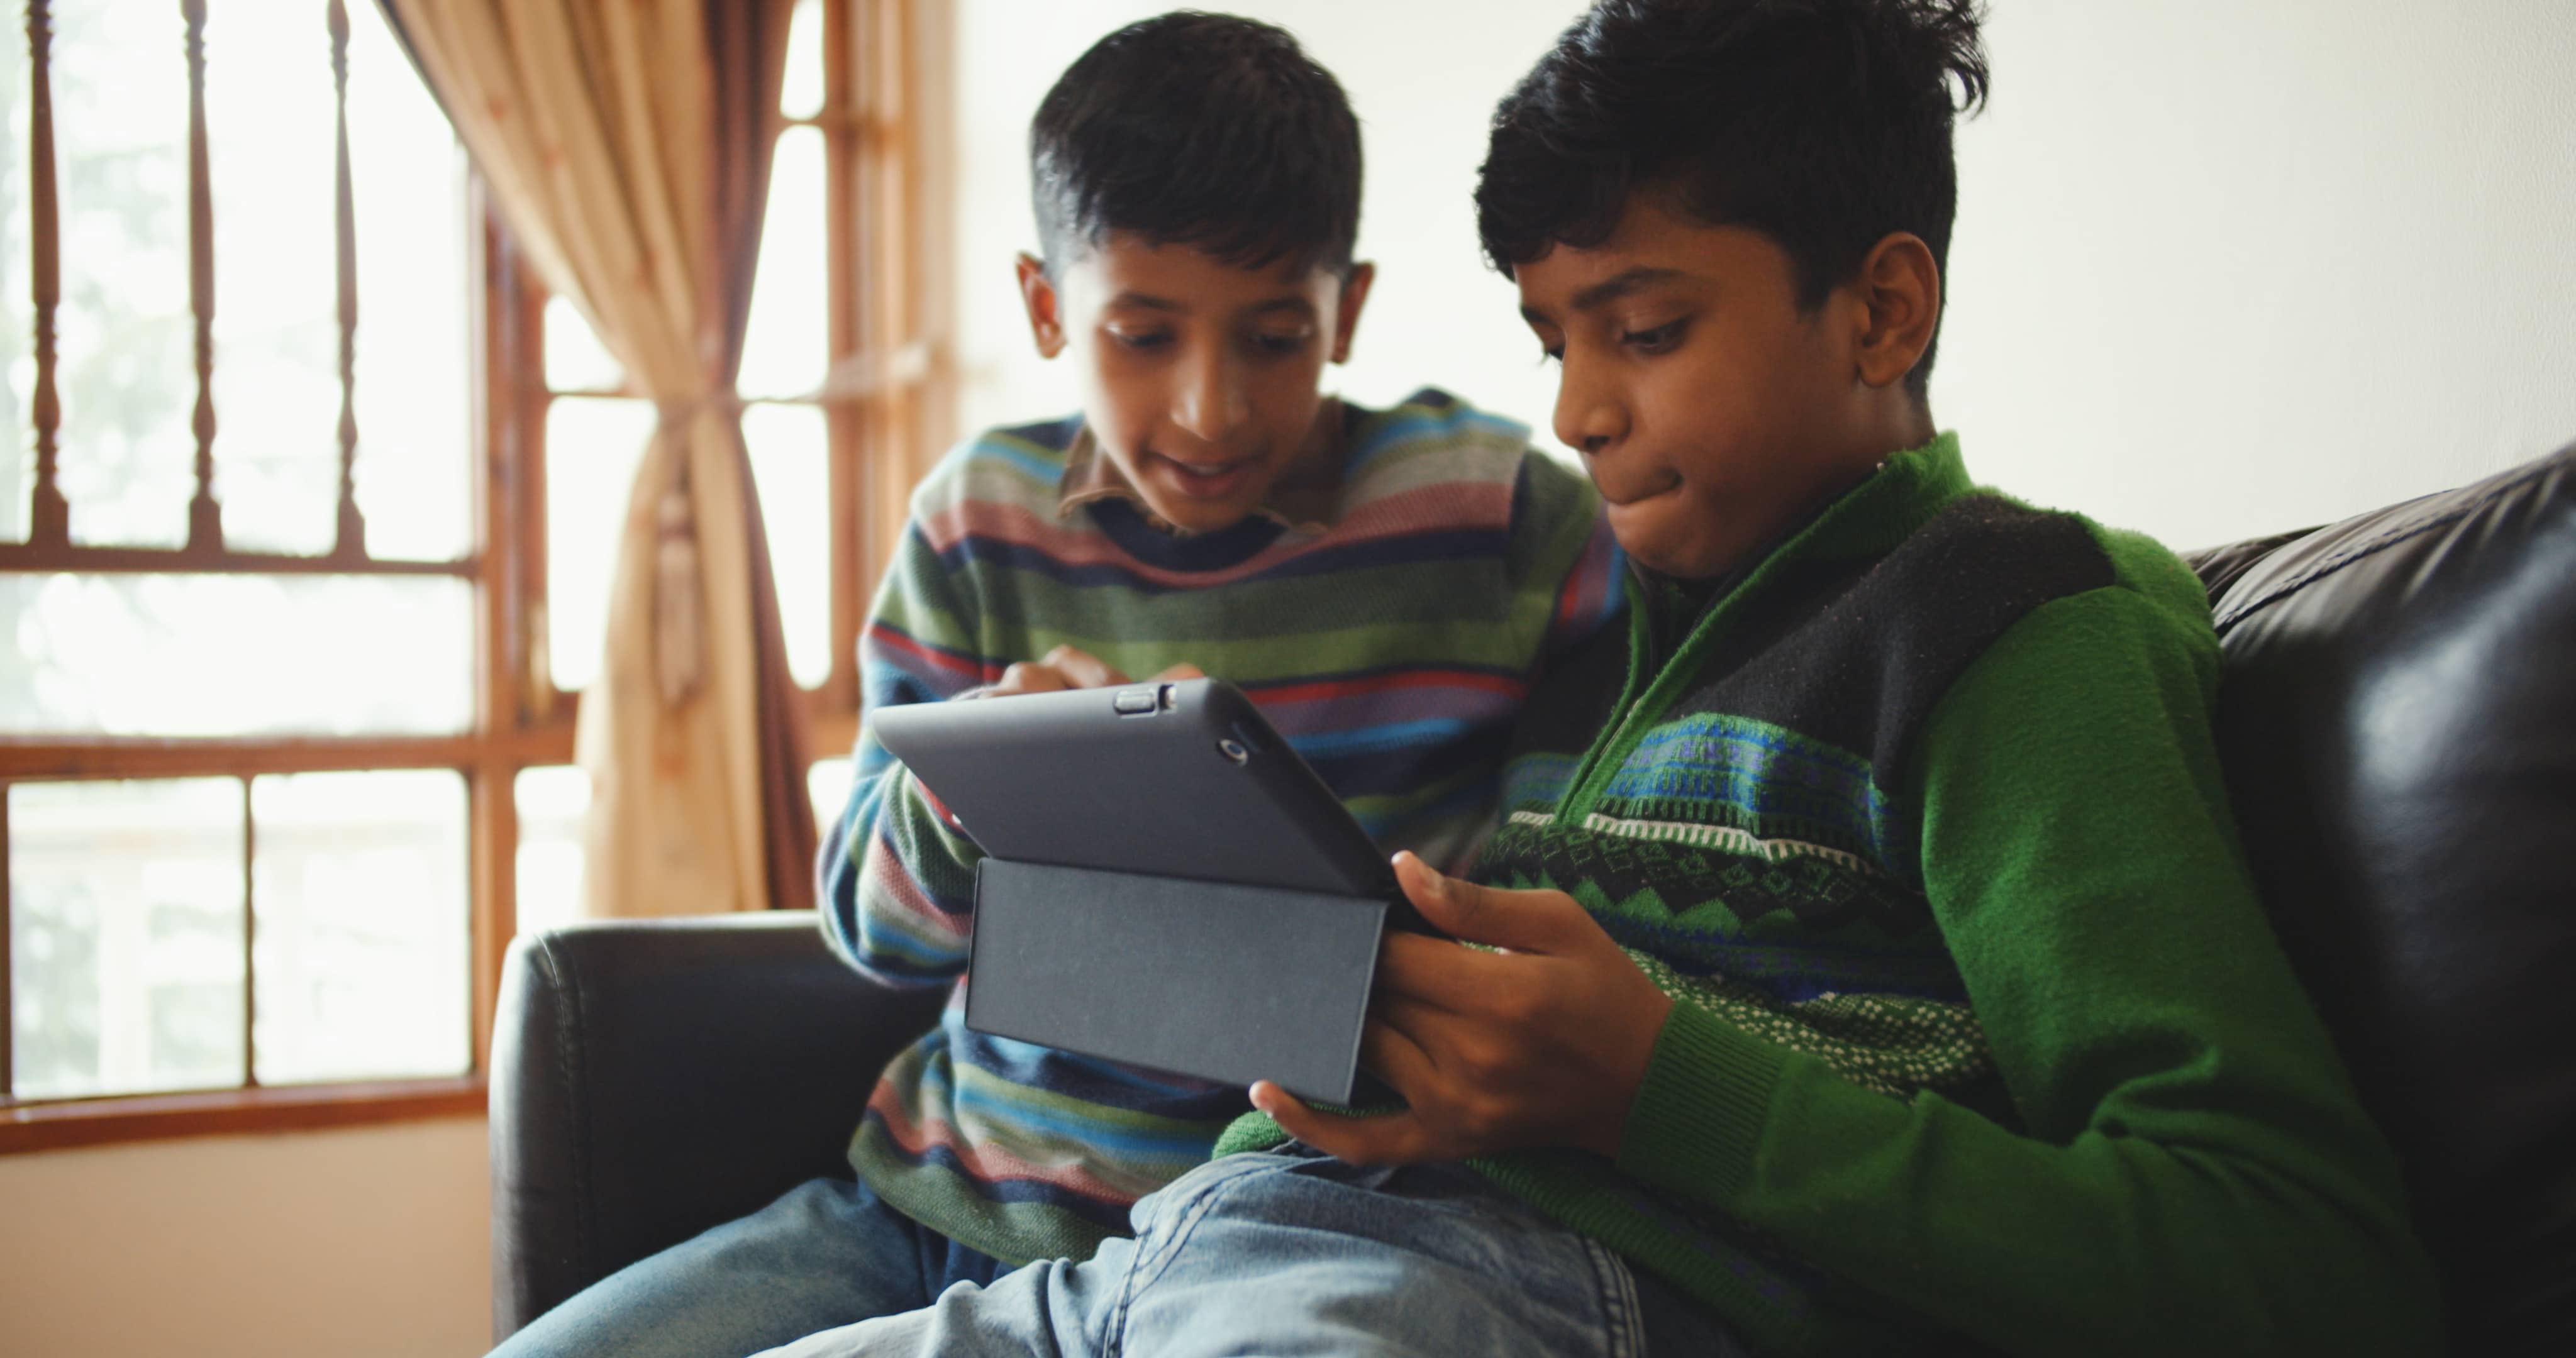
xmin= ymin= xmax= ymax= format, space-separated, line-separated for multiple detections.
xmin=965 ymin=859 xmax=1386 ymax=1105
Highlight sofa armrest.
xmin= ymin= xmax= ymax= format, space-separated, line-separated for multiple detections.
xmin=489 ymin=912 xmax=947 ymax=1341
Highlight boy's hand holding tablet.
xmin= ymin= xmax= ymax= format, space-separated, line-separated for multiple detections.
xmin=1252 ymin=850 xmax=1672 ymax=1164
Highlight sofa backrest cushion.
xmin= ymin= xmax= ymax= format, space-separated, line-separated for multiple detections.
xmin=2189 ymin=441 xmax=2576 ymax=1354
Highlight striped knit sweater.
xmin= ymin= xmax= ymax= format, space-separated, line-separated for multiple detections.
xmin=1219 ymin=436 xmax=2442 ymax=1356
xmin=819 ymin=389 xmax=1623 ymax=1266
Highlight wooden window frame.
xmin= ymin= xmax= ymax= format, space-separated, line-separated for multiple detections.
xmin=0 ymin=202 xmax=561 ymax=1154
xmin=0 ymin=0 xmax=948 ymax=1156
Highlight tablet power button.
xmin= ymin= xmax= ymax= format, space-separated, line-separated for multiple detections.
xmin=1113 ymin=687 xmax=1159 ymax=715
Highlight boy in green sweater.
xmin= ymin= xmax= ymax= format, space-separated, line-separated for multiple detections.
xmin=758 ymin=2 xmax=2445 ymax=1355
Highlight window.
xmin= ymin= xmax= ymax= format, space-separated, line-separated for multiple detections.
xmin=501 ymin=0 xmax=945 ymax=912
xmin=1 ymin=0 xmax=942 ymax=1152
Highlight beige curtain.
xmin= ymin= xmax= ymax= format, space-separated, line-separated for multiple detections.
xmin=382 ymin=0 xmax=818 ymax=917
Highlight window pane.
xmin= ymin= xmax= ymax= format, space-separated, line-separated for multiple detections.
xmin=9 ymin=778 xmax=245 ymax=1101
xmin=53 ymin=0 xmax=196 ymax=548
xmin=781 ymin=0 xmax=825 ymax=121
xmin=0 ymin=572 xmax=473 ymax=736
xmin=743 ymin=402 xmax=831 ymax=688
xmin=736 ymin=124 xmax=827 ymax=399
xmin=513 ymin=765 xmax=587 ymax=939
xmin=249 ymin=770 xmax=469 ymax=1085
xmin=347 ymin=0 xmax=472 ymax=562
xmin=1 ymin=4 xmax=470 ymax=558
xmin=545 ymin=396 xmax=655 ymax=693
xmin=808 ymin=756 xmax=852 ymax=838
xmin=543 ymin=294 xmax=625 ymax=394
xmin=206 ymin=2 xmax=339 ymax=556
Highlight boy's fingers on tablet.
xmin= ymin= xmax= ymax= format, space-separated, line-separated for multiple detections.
xmin=1246 ymin=1081 xmax=1330 ymax=1145
xmin=1370 ymin=992 xmax=1465 ymax=1055
xmin=1374 ymin=932 xmax=1507 ymax=1013
xmin=1038 ymin=644 xmax=1129 ymax=688
xmin=991 ymin=661 xmax=1072 ymax=696
xmin=1392 ymin=853 xmax=1594 ymax=954
xmin=1360 ymin=1017 xmax=1441 ymax=1091
xmin=1250 ymin=1081 xmax=1435 ymax=1166
xmin=1245 ymin=1080 xmax=1331 ymax=1144
xmin=1150 ymin=662 xmax=1206 ymax=682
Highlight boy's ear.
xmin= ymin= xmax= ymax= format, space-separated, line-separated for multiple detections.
xmin=1848 ymin=233 xmax=1940 ymax=391
xmin=1016 ymin=251 xmax=1067 ymax=359
xmin=1330 ymin=262 xmax=1376 ymax=365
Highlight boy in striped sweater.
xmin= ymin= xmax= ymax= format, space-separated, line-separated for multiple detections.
xmin=820 ymin=3 xmax=1619 ymax=1308
xmin=752 ymin=3 xmax=2444 ymax=1357
xmin=484 ymin=14 xmax=1618 ymax=1358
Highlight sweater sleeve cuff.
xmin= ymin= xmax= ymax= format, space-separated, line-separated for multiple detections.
xmin=1615 ymin=999 xmax=1788 ymax=1206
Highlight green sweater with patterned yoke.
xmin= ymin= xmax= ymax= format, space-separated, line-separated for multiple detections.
xmin=1221 ymin=436 xmax=2443 ymax=1356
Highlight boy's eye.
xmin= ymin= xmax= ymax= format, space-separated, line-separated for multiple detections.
xmin=1248 ymin=329 xmax=1313 ymax=356
xmin=1108 ymin=328 xmax=1173 ymax=352
xmin=1619 ymin=319 xmax=1686 ymax=353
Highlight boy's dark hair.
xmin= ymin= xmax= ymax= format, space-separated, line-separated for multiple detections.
xmin=1031 ymin=12 xmax=1362 ymax=279
xmin=1478 ymin=0 xmax=1989 ymax=394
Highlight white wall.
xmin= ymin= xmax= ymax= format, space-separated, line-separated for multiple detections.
xmin=948 ymin=0 xmax=2576 ymax=550
xmin=0 ymin=1117 xmax=487 ymax=1358
xmin=1945 ymin=0 xmax=2576 ymax=545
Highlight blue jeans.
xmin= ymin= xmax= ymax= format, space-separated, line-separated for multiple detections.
xmin=486 ymin=1175 xmax=1010 ymax=1358
xmin=750 ymin=1148 xmax=1752 ymax=1357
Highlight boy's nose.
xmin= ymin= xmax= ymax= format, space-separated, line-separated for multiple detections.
xmin=1553 ymin=360 xmax=1624 ymax=458
xmin=1175 ymin=352 xmax=1249 ymax=440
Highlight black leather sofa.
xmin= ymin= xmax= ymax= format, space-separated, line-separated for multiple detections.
xmin=488 ymin=441 xmax=2576 ymax=1353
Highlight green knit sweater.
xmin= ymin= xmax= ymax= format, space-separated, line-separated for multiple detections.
xmin=1218 ymin=436 xmax=2445 ymax=1356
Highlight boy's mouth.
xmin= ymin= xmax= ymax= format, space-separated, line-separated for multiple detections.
xmin=1594 ymin=466 xmax=1682 ymax=507
xmin=1147 ymin=451 xmax=1261 ymax=502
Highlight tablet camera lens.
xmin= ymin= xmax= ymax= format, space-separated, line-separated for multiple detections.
xmin=1217 ymin=737 xmax=1250 ymax=765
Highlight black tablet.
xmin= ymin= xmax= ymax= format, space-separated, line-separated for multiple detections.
xmin=868 ymin=676 xmax=1425 ymax=1102
xmin=868 ymin=676 xmax=1399 ymax=900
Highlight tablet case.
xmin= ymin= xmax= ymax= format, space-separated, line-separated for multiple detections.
xmin=967 ymin=858 xmax=1387 ymax=1105
xmin=874 ymin=679 xmax=1415 ymax=1101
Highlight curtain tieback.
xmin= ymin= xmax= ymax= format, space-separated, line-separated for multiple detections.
xmin=647 ymin=389 xmax=741 ymax=709
xmin=653 ymin=389 xmax=744 ymax=429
